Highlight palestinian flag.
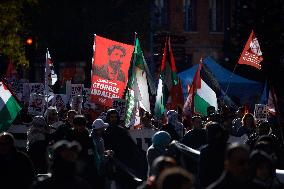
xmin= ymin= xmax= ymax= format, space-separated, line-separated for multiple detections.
xmin=0 ymin=81 xmax=22 ymax=132
xmin=183 ymin=60 xmax=218 ymax=116
xmin=154 ymin=37 xmax=178 ymax=119
xmin=194 ymin=79 xmax=218 ymax=116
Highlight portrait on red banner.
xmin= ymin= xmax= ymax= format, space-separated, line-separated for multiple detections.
xmin=93 ymin=45 xmax=127 ymax=82
xmin=91 ymin=35 xmax=134 ymax=107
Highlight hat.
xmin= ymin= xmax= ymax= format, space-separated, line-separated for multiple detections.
xmin=152 ymin=131 xmax=171 ymax=147
xmin=92 ymin=119 xmax=109 ymax=130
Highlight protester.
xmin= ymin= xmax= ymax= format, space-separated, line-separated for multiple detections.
xmin=66 ymin=115 xmax=100 ymax=189
xmin=156 ymin=167 xmax=194 ymax=189
xmin=147 ymin=131 xmax=172 ymax=176
xmin=141 ymin=112 xmax=157 ymax=130
xmin=231 ymin=107 xmax=245 ymax=135
xmin=51 ymin=109 xmax=77 ymax=142
xmin=0 ymin=132 xmax=35 ymax=189
xmin=103 ymin=109 xmax=147 ymax=188
xmin=181 ymin=115 xmax=207 ymax=150
xmin=90 ymin=118 xmax=109 ymax=171
xmin=44 ymin=107 xmax=63 ymax=132
xmin=26 ymin=116 xmax=49 ymax=174
xmin=31 ymin=140 xmax=92 ymax=189
xmin=199 ymin=122 xmax=228 ymax=189
xmin=138 ymin=156 xmax=177 ymax=189
xmin=246 ymin=120 xmax=279 ymax=149
xmin=236 ymin=113 xmax=256 ymax=137
xmin=160 ymin=110 xmax=181 ymax=141
xmin=249 ymin=150 xmax=282 ymax=189
xmin=207 ymin=143 xmax=250 ymax=189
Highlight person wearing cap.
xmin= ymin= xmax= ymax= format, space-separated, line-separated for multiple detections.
xmin=27 ymin=116 xmax=50 ymax=174
xmin=91 ymin=119 xmax=109 ymax=168
xmin=147 ymin=131 xmax=172 ymax=176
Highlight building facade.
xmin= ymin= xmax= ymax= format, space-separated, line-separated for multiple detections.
xmin=152 ymin=0 xmax=235 ymax=73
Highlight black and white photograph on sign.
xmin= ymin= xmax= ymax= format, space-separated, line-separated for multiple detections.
xmin=28 ymin=93 xmax=45 ymax=116
xmin=29 ymin=83 xmax=44 ymax=95
xmin=52 ymin=94 xmax=67 ymax=112
xmin=71 ymin=95 xmax=83 ymax=113
xmin=254 ymin=104 xmax=268 ymax=121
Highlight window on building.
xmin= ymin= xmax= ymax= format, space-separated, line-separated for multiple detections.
xmin=209 ymin=0 xmax=224 ymax=32
xmin=154 ymin=0 xmax=168 ymax=29
xmin=184 ymin=0 xmax=197 ymax=32
xmin=185 ymin=54 xmax=193 ymax=67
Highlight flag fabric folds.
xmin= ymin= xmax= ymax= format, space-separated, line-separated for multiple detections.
xmin=125 ymin=37 xmax=151 ymax=127
xmin=0 ymin=81 xmax=22 ymax=132
xmin=5 ymin=59 xmax=18 ymax=82
xmin=238 ymin=30 xmax=263 ymax=70
xmin=168 ymin=78 xmax=184 ymax=110
xmin=46 ymin=49 xmax=58 ymax=86
xmin=183 ymin=60 xmax=218 ymax=116
xmin=194 ymin=79 xmax=218 ymax=116
xmin=183 ymin=62 xmax=202 ymax=115
xmin=259 ymin=80 xmax=277 ymax=115
xmin=154 ymin=37 xmax=179 ymax=119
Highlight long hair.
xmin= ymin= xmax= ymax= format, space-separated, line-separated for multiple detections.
xmin=241 ymin=113 xmax=256 ymax=129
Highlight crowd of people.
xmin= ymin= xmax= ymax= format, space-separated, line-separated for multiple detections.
xmin=1 ymin=102 xmax=284 ymax=189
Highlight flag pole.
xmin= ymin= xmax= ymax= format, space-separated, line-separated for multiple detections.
xmin=45 ymin=48 xmax=49 ymax=110
xmin=124 ymin=32 xmax=138 ymax=127
xmin=269 ymin=80 xmax=284 ymax=146
xmin=224 ymin=63 xmax=238 ymax=96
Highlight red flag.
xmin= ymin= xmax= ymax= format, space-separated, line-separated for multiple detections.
xmin=91 ymin=35 xmax=134 ymax=107
xmin=183 ymin=61 xmax=202 ymax=115
xmin=168 ymin=78 xmax=184 ymax=110
xmin=238 ymin=30 xmax=263 ymax=70
xmin=5 ymin=59 xmax=18 ymax=80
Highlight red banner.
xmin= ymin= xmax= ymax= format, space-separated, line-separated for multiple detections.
xmin=238 ymin=30 xmax=263 ymax=70
xmin=91 ymin=35 xmax=134 ymax=107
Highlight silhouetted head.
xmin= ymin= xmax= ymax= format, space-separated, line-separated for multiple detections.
xmin=106 ymin=109 xmax=120 ymax=126
xmin=0 ymin=132 xmax=16 ymax=155
xmin=224 ymin=143 xmax=249 ymax=181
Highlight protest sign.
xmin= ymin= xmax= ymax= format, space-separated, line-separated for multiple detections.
xmin=112 ymin=98 xmax=127 ymax=120
xmin=130 ymin=129 xmax=157 ymax=151
xmin=254 ymin=104 xmax=268 ymax=121
xmin=28 ymin=93 xmax=45 ymax=115
xmin=70 ymin=84 xmax=83 ymax=100
xmin=52 ymin=94 xmax=67 ymax=112
xmin=29 ymin=83 xmax=44 ymax=95
xmin=71 ymin=95 xmax=83 ymax=114
xmin=91 ymin=35 xmax=134 ymax=107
